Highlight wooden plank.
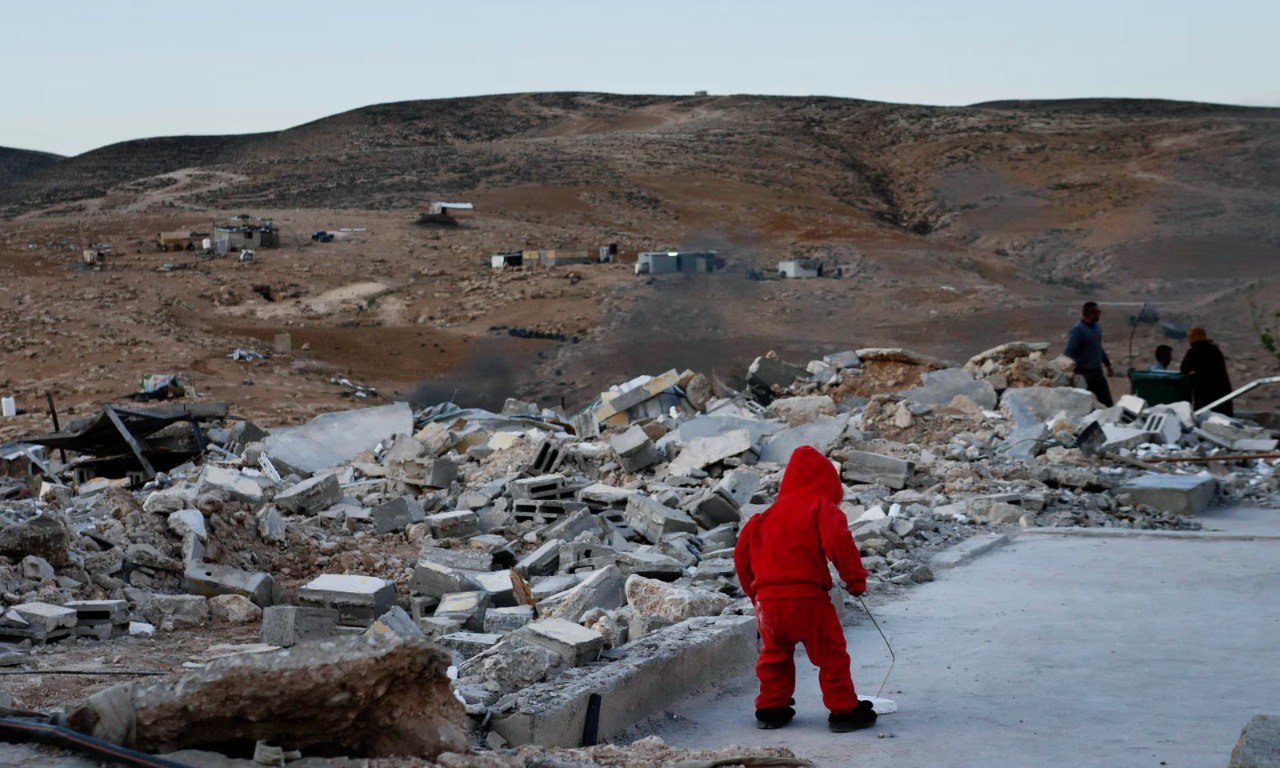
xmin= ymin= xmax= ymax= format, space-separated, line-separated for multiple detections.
xmin=104 ymin=406 xmax=155 ymax=479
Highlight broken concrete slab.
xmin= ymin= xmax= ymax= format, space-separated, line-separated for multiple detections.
xmin=370 ymin=496 xmax=426 ymax=534
xmin=142 ymin=595 xmax=210 ymax=632
xmin=184 ymin=563 xmax=277 ymax=607
xmin=668 ymin=429 xmax=754 ymax=476
xmin=199 ymin=465 xmax=262 ymax=504
xmin=365 ymin=606 xmax=426 ymax=639
xmin=298 ymin=574 xmax=397 ymax=627
xmin=518 ymin=617 xmax=606 ymax=667
xmin=904 ymin=368 xmax=998 ymax=411
xmin=434 ymin=590 xmax=491 ymax=632
xmin=74 ymin=635 xmax=467 ymax=758
xmin=842 ymin=449 xmax=914 ymax=490
xmin=543 ymin=565 xmax=626 ymax=623
xmin=1000 ymin=387 xmax=1098 ymax=428
xmin=425 ymin=509 xmax=480 ymax=539
xmin=274 ymin=473 xmax=341 ymax=515
xmin=769 ymin=395 xmax=837 ymax=426
xmin=610 ymin=425 xmax=663 ymax=473
xmin=625 ymin=495 xmax=698 ymax=543
xmin=262 ymin=402 xmax=413 ymax=477
xmin=490 ymin=615 xmax=756 ymax=747
xmin=260 ymin=605 xmax=339 ymax=647
xmin=757 ymin=414 xmax=850 ymax=465
xmin=624 ymin=575 xmax=731 ymax=621
xmin=1119 ymin=474 xmax=1218 ymax=516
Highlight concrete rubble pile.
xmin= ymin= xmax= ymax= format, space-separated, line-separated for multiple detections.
xmin=1 ymin=341 xmax=1277 ymax=762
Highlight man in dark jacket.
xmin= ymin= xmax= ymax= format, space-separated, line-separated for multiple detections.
xmin=1064 ymin=301 xmax=1115 ymax=407
xmin=734 ymin=446 xmax=874 ymax=733
xmin=1181 ymin=327 xmax=1234 ymax=416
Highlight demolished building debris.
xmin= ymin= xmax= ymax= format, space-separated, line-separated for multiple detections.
xmin=1 ymin=338 xmax=1277 ymax=764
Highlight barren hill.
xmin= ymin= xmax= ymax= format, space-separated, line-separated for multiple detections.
xmin=1 ymin=93 xmax=1278 ymax=433
xmin=0 ymin=146 xmax=63 ymax=189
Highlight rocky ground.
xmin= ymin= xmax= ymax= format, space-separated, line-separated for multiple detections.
xmin=1 ymin=339 xmax=1276 ymax=766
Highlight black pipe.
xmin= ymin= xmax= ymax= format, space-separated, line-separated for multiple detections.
xmin=0 ymin=717 xmax=193 ymax=768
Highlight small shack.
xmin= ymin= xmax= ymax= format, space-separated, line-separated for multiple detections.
xmin=635 ymin=250 xmax=719 ymax=275
xmin=156 ymin=230 xmax=207 ymax=251
xmin=491 ymin=252 xmax=524 ymax=269
xmin=213 ymin=218 xmax=279 ymax=251
xmin=525 ymin=250 xmax=592 ymax=267
xmin=778 ymin=259 xmax=824 ymax=279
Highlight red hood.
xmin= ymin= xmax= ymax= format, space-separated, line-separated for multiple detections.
xmin=777 ymin=445 xmax=843 ymax=504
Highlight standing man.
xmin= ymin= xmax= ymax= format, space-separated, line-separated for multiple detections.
xmin=1064 ymin=301 xmax=1115 ymax=407
xmin=1180 ymin=328 xmax=1234 ymax=416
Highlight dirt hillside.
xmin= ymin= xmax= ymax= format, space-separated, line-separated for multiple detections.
xmin=1 ymin=93 xmax=1278 ymax=438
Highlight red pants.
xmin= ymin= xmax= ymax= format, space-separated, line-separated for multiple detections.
xmin=755 ymin=596 xmax=859 ymax=712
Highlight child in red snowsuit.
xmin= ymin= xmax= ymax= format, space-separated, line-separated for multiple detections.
xmin=734 ymin=445 xmax=876 ymax=732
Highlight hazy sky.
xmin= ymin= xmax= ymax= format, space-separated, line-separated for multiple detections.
xmin=5 ymin=0 xmax=1277 ymax=156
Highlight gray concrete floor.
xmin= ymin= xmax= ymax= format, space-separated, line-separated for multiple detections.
xmin=644 ymin=506 xmax=1280 ymax=767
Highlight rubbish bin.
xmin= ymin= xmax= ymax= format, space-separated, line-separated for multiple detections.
xmin=1128 ymin=370 xmax=1193 ymax=406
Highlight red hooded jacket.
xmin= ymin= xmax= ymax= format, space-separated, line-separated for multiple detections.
xmin=734 ymin=445 xmax=868 ymax=601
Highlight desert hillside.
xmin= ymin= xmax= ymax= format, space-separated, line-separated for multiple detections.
xmin=0 ymin=145 xmax=63 ymax=189
xmin=1 ymin=93 xmax=1278 ymax=436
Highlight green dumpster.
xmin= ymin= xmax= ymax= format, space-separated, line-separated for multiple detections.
xmin=1128 ymin=370 xmax=1193 ymax=406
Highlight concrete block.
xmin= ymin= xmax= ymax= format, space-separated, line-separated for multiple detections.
xmin=625 ymin=495 xmax=697 ymax=543
xmin=530 ymin=573 xmax=582 ymax=601
xmin=275 ymin=473 xmax=342 ymax=515
xmin=435 ymin=591 xmax=491 ymax=632
xmin=629 ymin=613 xmax=676 ymax=640
xmin=8 ymin=602 xmax=76 ymax=633
xmin=365 ymin=606 xmax=425 ymax=639
xmin=472 ymin=570 xmax=517 ymax=607
xmin=624 ymin=575 xmax=731 ymax=621
xmin=200 ymin=465 xmax=262 ymax=504
xmin=842 ymin=449 xmax=914 ymax=490
xmin=714 ymin=468 xmax=760 ymax=507
xmin=543 ymin=565 xmax=626 ymax=622
xmin=490 ymin=615 xmax=757 ymax=747
xmin=1119 ymin=473 xmax=1218 ymax=515
xmin=298 ymin=574 xmax=396 ymax=627
xmin=166 ymin=509 xmax=207 ymax=541
xmin=616 ymin=550 xmax=685 ymax=581
xmin=516 ymin=538 xmax=563 ymax=577
xmin=417 ymin=615 xmax=462 ymax=639
xmin=370 ymin=496 xmax=425 ymax=534
xmin=184 ymin=563 xmax=277 ymax=607
xmin=686 ymin=489 xmax=740 ymax=529
xmin=261 ymin=605 xmax=339 ymax=646
xmin=610 ymin=426 xmax=662 ymax=473
xmin=518 ymin=617 xmax=605 ymax=667
xmin=542 ymin=508 xmax=600 ymax=540
xmin=484 ymin=605 xmax=536 ymax=633
xmin=64 ymin=599 xmax=128 ymax=627
xmin=437 ymin=631 xmax=502 ymax=659
xmin=757 ymin=415 xmax=849 ymax=465
xmin=142 ymin=594 xmax=210 ymax=632
xmin=410 ymin=559 xmax=481 ymax=599
xmin=425 ymin=509 xmax=480 ymax=539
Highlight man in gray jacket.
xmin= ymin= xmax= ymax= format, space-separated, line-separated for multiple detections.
xmin=1064 ymin=301 xmax=1115 ymax=407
